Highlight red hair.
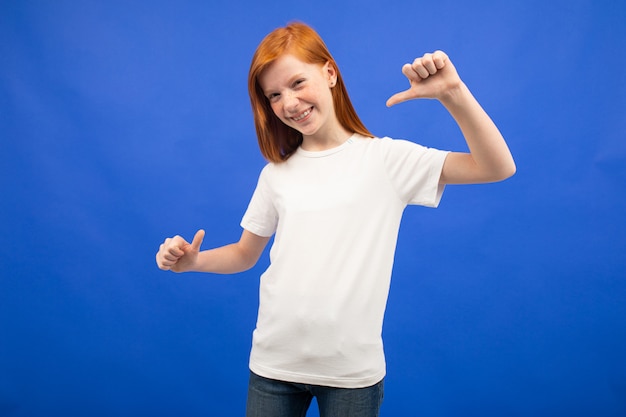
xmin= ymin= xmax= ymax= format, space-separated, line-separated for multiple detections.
xmin=248 ymin=22 xmax=373 ymax=163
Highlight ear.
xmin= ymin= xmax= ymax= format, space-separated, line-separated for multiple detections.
xmin=324 ymin=61 xmax=337 ymax=87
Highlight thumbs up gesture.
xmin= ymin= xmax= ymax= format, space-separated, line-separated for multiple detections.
xmin=386 ymin=50 xmax=462 ymax=107
xmin=156 ymin=229 xmax=205 ymax=272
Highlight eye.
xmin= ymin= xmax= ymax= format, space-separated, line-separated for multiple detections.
xmin=292 ymin=78 xmax=306 ymax=88
xmin=267 ymin=92 xmax=280 ymax=102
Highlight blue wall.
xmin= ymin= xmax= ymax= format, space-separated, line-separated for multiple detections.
xmin=1 ymin=1 xmax=625 ymax=415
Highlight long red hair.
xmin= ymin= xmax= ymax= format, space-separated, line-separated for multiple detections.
xmin=248 ymin=22 xmax=373 ymax=163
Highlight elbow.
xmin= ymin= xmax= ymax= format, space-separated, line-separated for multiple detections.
xmin=508 ymin=161 xmax=517 ymax=178
xmin=240 ymin=257 xmax=259 ymax=273
xmin=505 ymin=157 xmax=517 ymax=179
xmin=502 ymin=146 xmax=517 ymax=179
xmin=493 ymin=159 xmax=516 ymax=182
xmin=238 ymin=248 xmax=264 ymax=273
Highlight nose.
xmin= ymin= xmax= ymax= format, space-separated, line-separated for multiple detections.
xmin=283 ymin=90 xmax=299 ymax=113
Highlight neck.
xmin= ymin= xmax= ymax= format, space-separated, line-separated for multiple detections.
xmin=301 ymin=126 xmax=352 ymax=152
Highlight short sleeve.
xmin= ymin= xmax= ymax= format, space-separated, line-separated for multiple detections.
xmin=240 ymin=165 xmax=278 ymax=237
xmin=379 ymin=137 xmax=449 ymax=207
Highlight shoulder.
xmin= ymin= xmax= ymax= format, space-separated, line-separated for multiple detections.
xmin=364 ymin=136 xmax=435 ymax=160
xmin=256 ymin=157 xmax=300 ymax=187
xmin=347 ymin=134 xmax=436 ymax=163
xmin=353 ymin=134 xmax=428 ymax=150
xmin=254 ymin=163 xmax=278 ymax=188
xmin=369 ymin=136 xmax=450 ymax=178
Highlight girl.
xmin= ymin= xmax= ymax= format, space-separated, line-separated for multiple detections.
xmin=156 ymin=22 xmax=515 ymax=417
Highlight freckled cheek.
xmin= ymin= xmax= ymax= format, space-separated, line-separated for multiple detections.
xmin=269 ymin=102 xmax=283 ymax=118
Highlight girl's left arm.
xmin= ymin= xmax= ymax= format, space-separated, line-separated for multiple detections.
xmin=387 ymin=51 xmax=516 ymax=184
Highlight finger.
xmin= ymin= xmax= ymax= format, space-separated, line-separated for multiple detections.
xmin=167 ymin=235 xmax=188 ymax=252
xmin=163 ymin=252 xmax=182 ymax=262
xmin=432 ymin=50 xmax=448 ymax=69
xmin=156 ymin=253 xmax=172 ymax=270
xmin=386 ymin=89 xmax=414 ymax=107
xmin=421 ymin=54 xmax=438 ymax=75
xmin=167 ymin=245 xmax=184 ymax=257
xmin=190 ymin=229 xmax=205 ymax=251
xmin=160 ymin=259 xmax=175 ymax=268
xmin=402 ymin=58 xmax=430 ymax=82
xmin=410 ymin=58 xmax=431 ymax=79
xmin=401 ymin=63 xmax=421 ymax=81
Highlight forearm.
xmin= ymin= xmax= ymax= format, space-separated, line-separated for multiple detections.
xmin=440 ymin=82 xmax=516 ymax=183
xmin=190 ymin=230 xmax=270 ymax=274
xmin=193 ymin=243 xmax=260 ymax=274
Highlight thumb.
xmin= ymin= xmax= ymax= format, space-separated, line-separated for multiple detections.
xmin=190 ymin=229 xmax=205 ymax=251
xmin=386 ymin=89 xmax=414 ymax=107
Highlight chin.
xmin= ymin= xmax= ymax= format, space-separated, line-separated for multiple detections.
xmin=291 ymin=124 xmax=319 ymax=137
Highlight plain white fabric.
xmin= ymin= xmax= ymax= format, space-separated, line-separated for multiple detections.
xmin=241 ymin=134 xmax=448 ymax=388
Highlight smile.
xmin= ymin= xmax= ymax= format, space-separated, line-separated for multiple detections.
xmin=292 ymin=107 xmax=312 ymax=122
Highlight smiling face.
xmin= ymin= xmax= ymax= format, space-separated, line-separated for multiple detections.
xmin=259 ymin=54 xmax=348 ymax=149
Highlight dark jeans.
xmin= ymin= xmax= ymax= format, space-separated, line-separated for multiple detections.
xmin=246 ymin=371 xmax=384 ymax=417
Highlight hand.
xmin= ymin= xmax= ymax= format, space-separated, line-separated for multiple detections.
xmin=156 ymin=229 xmax=205 ymax=272
xmin=386 ymin=50 xmax=462 ymax=107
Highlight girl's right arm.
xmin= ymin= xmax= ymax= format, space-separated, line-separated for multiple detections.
xmin=156 ymin=229 xmax=270 ymax=274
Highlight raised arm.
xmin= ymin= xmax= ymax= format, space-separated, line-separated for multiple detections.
xmin=156 ymin=229 xmax=270 ymax=274
xmin=386 ymin=51 xmax=516 ymax=184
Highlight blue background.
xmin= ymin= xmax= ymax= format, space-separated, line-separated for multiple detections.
xmin=1 ymin=0 xmax=625 ymax=416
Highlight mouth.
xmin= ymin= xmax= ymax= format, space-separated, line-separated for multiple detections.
xmin=291 ymin=107 xmax=313 ymax=122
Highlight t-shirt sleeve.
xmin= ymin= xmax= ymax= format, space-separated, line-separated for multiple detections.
xmin=379 ymin=137 xmax=449 ymax=207
xmin=240 ymin=165 xmax=278 ymax=237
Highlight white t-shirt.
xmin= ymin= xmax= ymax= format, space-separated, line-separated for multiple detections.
xmin=240 ymin=134 xmax=448 ymax=388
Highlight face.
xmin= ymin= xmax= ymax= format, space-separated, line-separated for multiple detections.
xmin=259 ymin=54 xmax=341 ymax=143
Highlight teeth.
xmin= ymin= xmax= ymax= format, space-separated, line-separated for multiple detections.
xmin=293 ymin=108 xmax=311 ymax=121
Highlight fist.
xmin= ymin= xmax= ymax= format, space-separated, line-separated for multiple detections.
xmin=386 ymin=50 xmax=462 ymax=106
xmin=156 ymin=229 xmax=205 ymax=272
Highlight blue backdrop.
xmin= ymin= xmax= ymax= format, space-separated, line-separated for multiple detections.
xmin=1 ymin=1 xmax=625 ymax=416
